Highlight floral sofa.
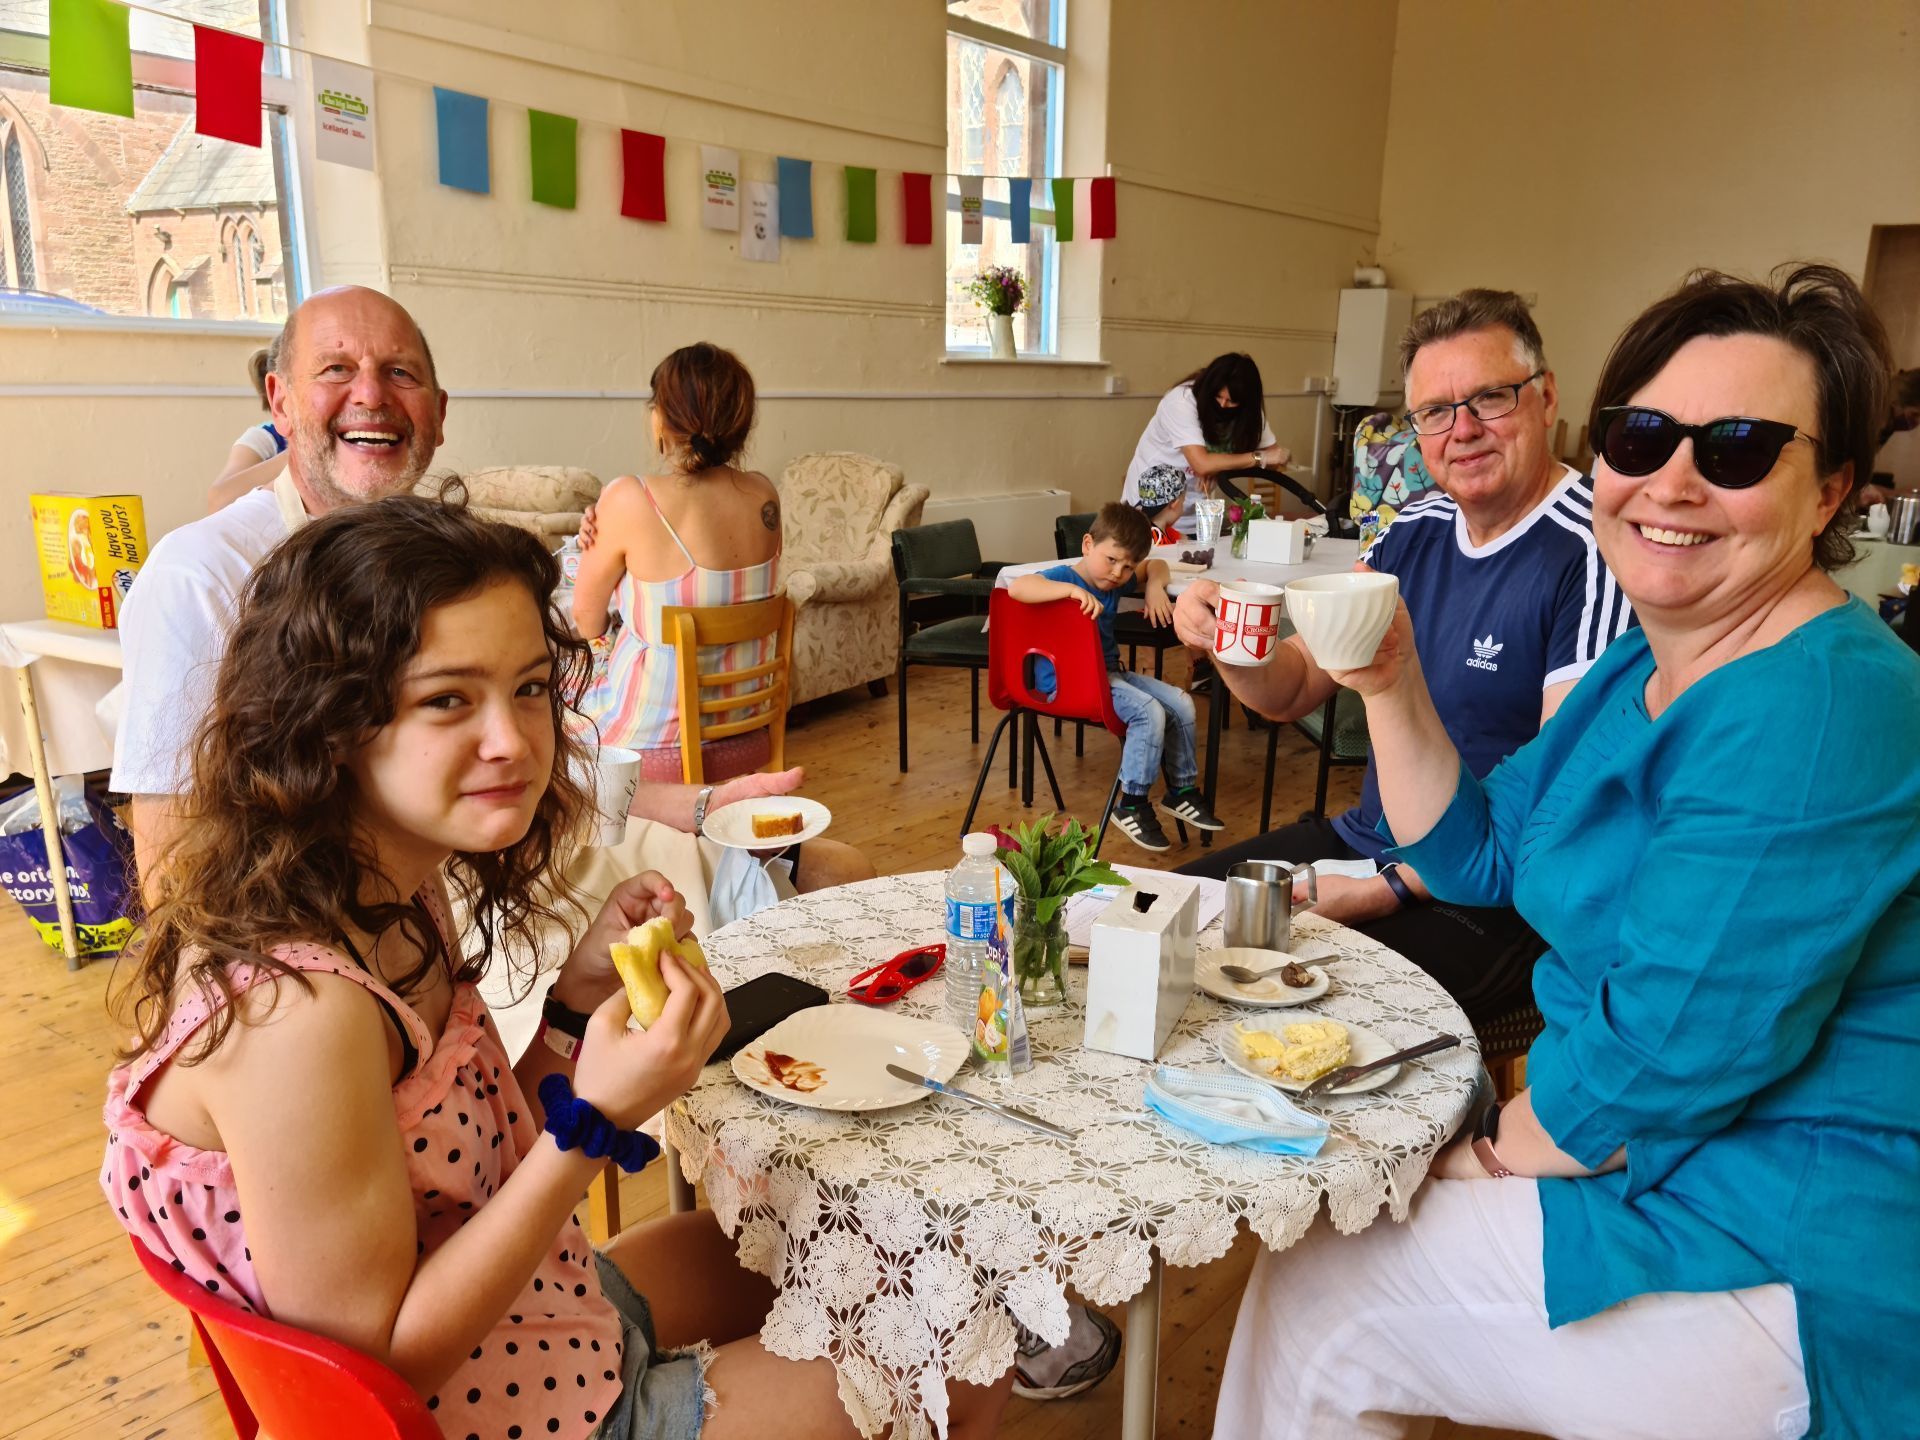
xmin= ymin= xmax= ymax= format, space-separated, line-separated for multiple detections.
xmin=776 ymin=451 xmax=929 ymax=705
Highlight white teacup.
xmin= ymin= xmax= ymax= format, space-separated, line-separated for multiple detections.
xmin=1212 ymin=581 xmax=1286 ymax=666
xmin=1866 ymin=503 xmax=1891 ymax=539
xmin=1284 ymin=572 xmax=1399 ymax=670
xmin=572 ymin=744 xmax=640 ymax=847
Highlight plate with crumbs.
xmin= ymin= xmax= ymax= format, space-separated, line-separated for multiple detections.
xmin=732 ymin=1005 xmax=968 ymax=1112
xmin=701 ymin=795 xmax=832 ymax=850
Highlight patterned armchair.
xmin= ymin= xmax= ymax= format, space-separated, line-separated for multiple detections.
xmin=777 ymin=451 xmax=930 ymax=705
xmin=454 ymin=466 xmax=602 ymax=548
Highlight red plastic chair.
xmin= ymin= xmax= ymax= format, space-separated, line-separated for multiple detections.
xmin=961 ymin=590 xmax=1135 ymax=854
xmin=129 ymin=1236 xmax=442 ymax=1440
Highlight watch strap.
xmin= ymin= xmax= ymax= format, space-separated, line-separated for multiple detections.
xmin=1380 ymin=862 xmax=1420 ymax=909
xmin=542 ymin=990 xmax=592 ymax=1040
xmin=1472 ymin=1101 xmax=1515 ymax=1178
xmin=692 ymin=784 xmax=716 ymax=837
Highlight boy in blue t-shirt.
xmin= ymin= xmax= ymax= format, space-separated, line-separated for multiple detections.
xmin=1008 ymin=502 xmax=1224 ymax=851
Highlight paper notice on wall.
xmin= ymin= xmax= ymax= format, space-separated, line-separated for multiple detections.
xmin=701 ymin=145 xmax=741 ymax=230
xmin=741 ymin=180 xmax=779 ymax=262
xmin=958 ymin=174 xmax=984 ymax=245
xmin=312 ymin=57 xmax=376 ymax=171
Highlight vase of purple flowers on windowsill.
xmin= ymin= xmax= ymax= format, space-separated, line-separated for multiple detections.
xmin=968 ymin=265 xmax=1027 ymax=359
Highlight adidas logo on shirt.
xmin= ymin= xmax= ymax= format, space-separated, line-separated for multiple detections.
xmin=1465 ymin=634 xmax=1504 ymax=671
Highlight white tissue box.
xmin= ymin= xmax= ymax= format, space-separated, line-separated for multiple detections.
xmin=1245 ymin=517 xmax=1309 ymax=565
xmin=1083 ymin=878 xmax=1198 ymax=1061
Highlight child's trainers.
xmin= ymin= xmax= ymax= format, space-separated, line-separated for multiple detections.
xmin=1158 ymin=786 xmax=1224 ymax=832
xmin=1111 ymin=800 xmax=1172 ymax=852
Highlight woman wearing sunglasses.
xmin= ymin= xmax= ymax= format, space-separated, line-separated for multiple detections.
xmin=1214 ymin=265 xmax=1920 ymax=1439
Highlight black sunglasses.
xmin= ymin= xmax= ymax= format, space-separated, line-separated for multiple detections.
xmin=1592 ymin=406 xmax=1822 ymax=490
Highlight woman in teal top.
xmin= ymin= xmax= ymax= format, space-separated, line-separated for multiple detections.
xmin=1216 ymin=265 xmax=1920 ymax=1440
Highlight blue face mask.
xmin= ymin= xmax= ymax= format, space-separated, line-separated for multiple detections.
xmin=1142 ymin=1066 xmax=1329 ymax=1156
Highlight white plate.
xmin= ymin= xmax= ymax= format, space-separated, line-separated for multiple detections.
xmin=701 ymin=795 xmax=832 ymax=850
xmin=1196 ymin=949 xmax=1329 ymax=1007
xmin=732 ymin=1004 xmax=968 ymax=1112
xmin=1218 ymin=1017 xmax=1401 ymax=1095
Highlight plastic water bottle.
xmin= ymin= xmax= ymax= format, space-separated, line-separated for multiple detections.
xmin=553 ymin=535 xmax=582 ymax=616
xmin=945 ymin=833 xmax=1013 ymax=1033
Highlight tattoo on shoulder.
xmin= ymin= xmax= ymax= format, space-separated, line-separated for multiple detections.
xmin=761 ymin=499 xmax=780 ymax=532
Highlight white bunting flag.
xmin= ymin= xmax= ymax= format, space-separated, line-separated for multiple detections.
xmin=958 ymin=174 xmax=984 ymax=245
xmin=741 ymin=180 xmax=780 ymax=262
xmin=701 ymin=145 xmax=741 ymax=231
xmin=312 ymin=58 xmax=376 ymax=171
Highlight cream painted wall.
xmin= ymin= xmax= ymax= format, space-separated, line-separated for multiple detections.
xmin=0 ymin=0 xmax=1396 ymax=625
xmin=1374 ymin=0 xmax=1920 ymax=433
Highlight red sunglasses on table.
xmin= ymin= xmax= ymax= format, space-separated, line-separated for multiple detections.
xmin=846 ymin=944 xmax=945 ymax=1005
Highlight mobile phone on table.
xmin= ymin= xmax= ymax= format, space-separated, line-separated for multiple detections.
xmin=714 ymin=973 xmax=830 ymax=1060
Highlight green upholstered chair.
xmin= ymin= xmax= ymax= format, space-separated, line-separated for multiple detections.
xmin=892 ymin=520 xmax=1006 ymax=772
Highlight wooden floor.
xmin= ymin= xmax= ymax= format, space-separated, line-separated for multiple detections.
xmin=0 ymin=654 xmax=1524 ymax=1439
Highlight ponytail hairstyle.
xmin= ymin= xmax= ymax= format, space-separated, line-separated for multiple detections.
xmin=111 ymin=488 xmax=593 ymax=1064
xmin=649 ymin=342 xmax=757 ymax=472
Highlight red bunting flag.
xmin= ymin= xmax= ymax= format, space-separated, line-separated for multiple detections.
xmin=620 ymin=129 xmax=667 ymax=222
xmin=1089 ymin=176 xmax=1117 ymax=240
xmin=192 ymin=25 xmax=263 ymax=146
xmin=902 ymin=172 xmax=933 ymax=245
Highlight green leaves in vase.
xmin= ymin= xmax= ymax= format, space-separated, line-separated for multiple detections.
xmin=997 ymin=814 xmax=1125 ymax=926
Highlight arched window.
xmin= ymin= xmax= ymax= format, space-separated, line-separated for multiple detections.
xmin=995 ymin=69 xmax=1025 ymax=178
xmin=232 ymin=220 xmax=258 ymax=316
xmin=960 ymin=45 xmax=985 ymax=172
xmin=3 ymin=128 xmax=37 ymax=291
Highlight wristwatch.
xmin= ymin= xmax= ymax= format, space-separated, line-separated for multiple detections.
xmin=1472 ymin=1101 xmax=1515 ymax=1178
xmin=1379 ymin=861 xmax=1420 ymax=909
xmin=540 ymin=990 xmax=593 ymax=1060
xmin=692 ymin=784 xmax=716 ymax=837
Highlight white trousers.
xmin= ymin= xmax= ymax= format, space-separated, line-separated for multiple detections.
xmin=1213 ymin=1177 xmax=1809 ymax=1440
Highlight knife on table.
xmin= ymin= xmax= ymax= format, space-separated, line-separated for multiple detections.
xmin=1297 ymin=1033 xmax=1463 ymax=1099
xmin=885 ymin=1063 xmax=1079 ymax=1140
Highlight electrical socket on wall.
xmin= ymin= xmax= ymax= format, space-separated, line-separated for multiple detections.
xmin=1105 ymin=374 xmax=1128 ymax=395
xmin=1304 ymin=375 xmax=1335 ymax=394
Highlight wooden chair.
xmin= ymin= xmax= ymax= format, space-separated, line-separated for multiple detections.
xmin=658 ymin=596 xmax=795 ymax=784
xmin=130 ymin=1236 xmax=442 ymax=1439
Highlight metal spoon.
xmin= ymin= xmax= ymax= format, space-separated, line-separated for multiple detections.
xmin=1219 ymin=961 xmax=1312 ymax=986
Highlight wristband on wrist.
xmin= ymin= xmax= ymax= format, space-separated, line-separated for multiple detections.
xmin=543 ymin=989 xmax=592 ymax=1039
xmin=1471 ymin=1100 xmax=1515 ymax=1178
xmin=538 ymin=1073 xmax=660 ymax=1173
xmin=1379 ymin=862 xmax=1420 ymax=909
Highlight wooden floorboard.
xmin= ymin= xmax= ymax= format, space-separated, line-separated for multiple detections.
xmin=0 ymin=655 xmax=1532 ymax=1437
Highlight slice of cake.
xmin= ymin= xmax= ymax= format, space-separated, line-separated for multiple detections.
xmin=751 ymin=810 xmax=805 ymax=840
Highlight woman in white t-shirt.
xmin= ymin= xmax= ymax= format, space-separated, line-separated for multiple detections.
xmin=1121 ymin=353 xmax=1290 ymax=534
xmin=209 ymin=340 xmax=289 ymax=512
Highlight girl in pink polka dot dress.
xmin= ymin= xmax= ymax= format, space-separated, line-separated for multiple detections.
xmin=100 ymin=497 xmax=1012 ymax=1440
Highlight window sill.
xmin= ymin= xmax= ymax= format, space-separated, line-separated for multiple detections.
xmin=940 ymin=354 xmax=1109 ymax=368
xmin=0 ymin=313 xmax=282 ymax=339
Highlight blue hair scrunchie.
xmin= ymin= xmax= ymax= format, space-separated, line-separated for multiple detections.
xmin=538 ymin=1073 xmax=661 ymax=1174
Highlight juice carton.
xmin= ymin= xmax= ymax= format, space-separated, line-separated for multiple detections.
xmin=28 ymin=494 xmax=148 ymax=628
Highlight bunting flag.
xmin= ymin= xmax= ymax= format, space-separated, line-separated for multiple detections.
xmin=701 ymin=145 xmax=741 ymax=231
xmin=741 ymin=180 xmax=779 ymax=262
xmin=902 ymin=172 xmax=933 ymax=245
xmin=528 ymin=109 xmax=577 ymax=208
xmin=776 ymin=156 xmax=813 ymax=238
xmin=1050 ymin=177 xmax=1075 ymax=241
xmin=620 ymin=129 xmax=667 ymax=221
xmin=191 ymin=25 xmax=262 ymax=145
xmin=433 ymin=87 xmax=490 ymax=194
xmin=1089 ymin=176 xmax=1116 ymax=240
xmin=845 ymin=167 xmax=877 ymax=243
xmin=957 ymin=175 xmax=983 ymax=246
xmin=1008 ymin=177 xmax=1032 ymax=244
xmin=312 ymin=58 xmax=376 ymax=170
xmin=49 ymin=0 xmax=132 ymax=118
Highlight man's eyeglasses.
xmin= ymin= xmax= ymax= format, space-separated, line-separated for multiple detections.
xmin=1591 ymin=406 xmax=1821 ymax=490
xmin=1406 ymin=371 xmax=1545 ymax=436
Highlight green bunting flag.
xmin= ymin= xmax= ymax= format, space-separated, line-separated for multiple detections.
xmin=845 ymin=166 xmax=877 ymax=243
xmin=1050 ymin=177 xmax=1074 ymax=242
xmin=50 ymin=0 xmax=133 ymax=118
xmin=528 ymin=110 xmax=577 ymax=209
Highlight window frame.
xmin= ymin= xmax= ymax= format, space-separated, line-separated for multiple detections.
xmin=1 ymin=117 xmax=41 ymax=290
xmin=0 ymin=2 xmax=310 ymax=326
xmin=944 ymin=9 xmax=1066 ymax=358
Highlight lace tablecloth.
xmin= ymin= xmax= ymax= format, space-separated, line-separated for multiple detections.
xmin=665 ymin=872 xmax=1479 ymax=1438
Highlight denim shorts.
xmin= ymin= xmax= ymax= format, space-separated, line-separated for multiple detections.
xmin=589 ymin=1251 xmax=713 ymax=1440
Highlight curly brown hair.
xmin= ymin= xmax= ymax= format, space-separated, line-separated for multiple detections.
xmin=111 ymin=490 xmax=593 ymax=1064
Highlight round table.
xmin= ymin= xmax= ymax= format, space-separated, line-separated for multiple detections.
xmin=664 ymin=872 xmax=1479 ymax=1440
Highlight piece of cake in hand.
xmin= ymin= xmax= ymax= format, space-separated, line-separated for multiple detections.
xmin=608 ymin=917 xmax=709 ymax=1027
xmin=750 ymin=810 xmax=804 ymax=840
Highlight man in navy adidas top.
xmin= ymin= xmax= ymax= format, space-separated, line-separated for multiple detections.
xmin=1174 ymin=289 xmax=1636 ymax=1024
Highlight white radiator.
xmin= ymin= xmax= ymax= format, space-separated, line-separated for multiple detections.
xmin=919 ymin=488 xmax=1074 ymax=563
